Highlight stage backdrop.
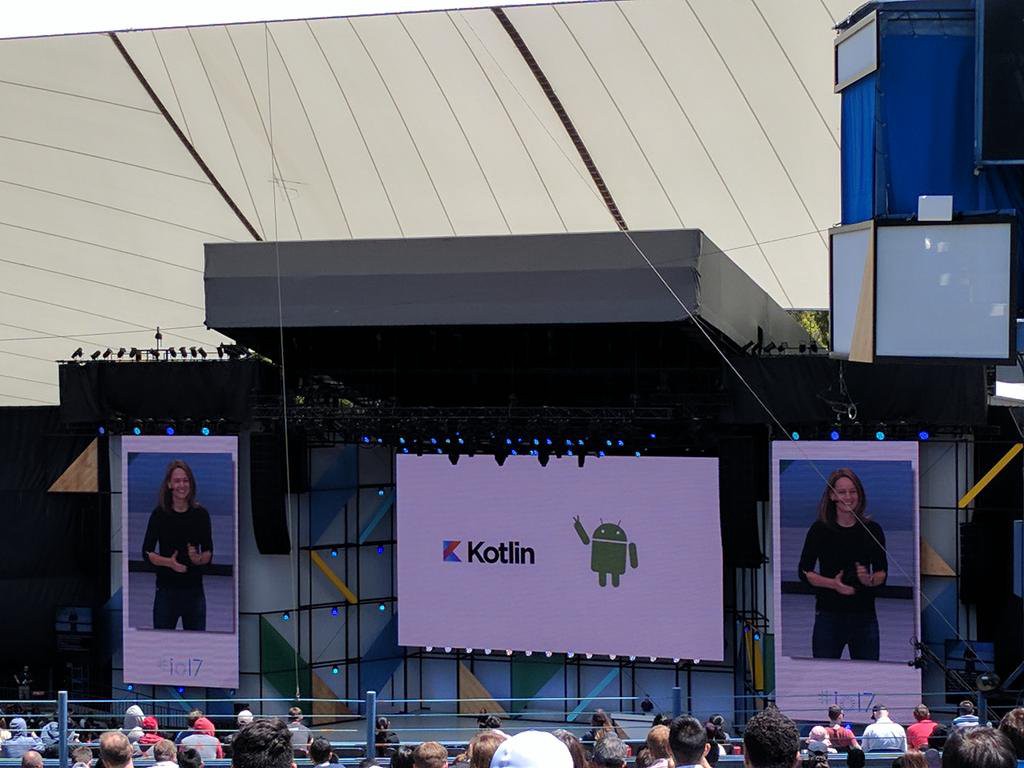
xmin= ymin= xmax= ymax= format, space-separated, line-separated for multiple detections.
xmin=122 ymin=436 xmax=239 ymax=688
xmin=397 ymin=455 xmax=722 ymax=661
xmin=772 ymin=441 xmax=920 ymax=723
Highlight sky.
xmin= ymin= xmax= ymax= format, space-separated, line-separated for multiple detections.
xmin=0 ymin=1 xmax=575 ymax=39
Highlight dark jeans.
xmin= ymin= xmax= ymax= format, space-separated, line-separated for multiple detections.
xmin=154 ymin=585 xmax=206 ymax=631
xmin=812 ymin=609 xmax=879 ymax=660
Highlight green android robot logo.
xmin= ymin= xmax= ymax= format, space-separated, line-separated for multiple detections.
xmin=573 ymin=516 xmax=639 ymax=587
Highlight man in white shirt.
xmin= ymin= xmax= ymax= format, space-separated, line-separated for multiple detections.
xmin=861 ymin=706 xmax=907 ymax=752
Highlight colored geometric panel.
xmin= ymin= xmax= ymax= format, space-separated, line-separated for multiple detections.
xmin=958 ymin=443 xmax=1022 ymax=508
xmin=311 ymin=550 xmax=358 ymax=604
xmin=510 ymin=655 xmax=562 ymax=713
xmin=921 ymin=581 xmax=958 ymax=645
xmin=312 ymin=672 xmax=352 ymax=725
xmin=358 ymin=491 xmax=394 ymax=544
xmin=260 ymin=615 xmax=312 ymax=700
xmin=443 ymin=540 xmax=461 ymax=562
xmin=310 ymin=444 xmax=358 ymax=491
xmin=310 ymin=489 xmax=355 ymax=548
xmin=457 ymin=662 xmax=507 ymax=716
xmin=360 ymin=615 xmax=401 ymax=699
xmin=567 ymin=668 xmax=619 ymax=722
xmin=921 ymin=539 xmax=956 ymax=577
xmin=48 ymin=438 xmax=98 ymax=493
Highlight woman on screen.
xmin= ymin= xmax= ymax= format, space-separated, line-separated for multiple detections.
xmin=798 ymin=468 xmax=887 ymax=660
xmin=142 ymin=459 xmax=213 ymax=631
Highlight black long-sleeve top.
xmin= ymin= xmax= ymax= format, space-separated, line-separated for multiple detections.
xmin=797 ymin=519 xmax=887 ymax=613
xmin=141 ymin=504 xmax=213 ymax=589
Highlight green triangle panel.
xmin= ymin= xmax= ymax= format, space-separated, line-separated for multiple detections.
xmin=260 ymin=615 xmax=312 ymax=700
xmin=510 ymin=655 xmax=563 ymax=713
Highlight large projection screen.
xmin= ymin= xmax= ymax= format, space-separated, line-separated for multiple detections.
xmin=122 ymin=436 xmax=239 ymax=688
xmin=397 ymin=455 xmax=722 ymax=661
xmin=875 ymin=222 xmax=1014 ymax=361
xmin=772 ymin=441 xmax=920 ymax=724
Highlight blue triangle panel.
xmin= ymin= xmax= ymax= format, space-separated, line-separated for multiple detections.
xmin=310 ymin=489 xmax=355 ymax=547
xmin=360 ymin=615 xmax=401 ymax=697
xmin=310 ymin=445 xmax=358 ymax=491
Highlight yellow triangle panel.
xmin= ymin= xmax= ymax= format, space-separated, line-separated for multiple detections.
xmin=48 ymin=438 xmax=98 ymax=493
xmin=458 ymin=661 xmax=508 ymax=717
xmin=921 ymin=539 xmax=956 ymax=577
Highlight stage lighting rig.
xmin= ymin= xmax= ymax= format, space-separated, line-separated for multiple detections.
xmin=117 ymin=348 xmax=126 ymax=359
xmin=102 ymin=349 xmax=112 ymax=359
xmin=198 ymin=348 xmax=207 ymax=359
xmin=90 ymin=350 xmax=101 ymax=360
xmin=71 ymin=348 xmax=83 ymax=359
xmin=168 ymin=347 xmax=177 ymax=358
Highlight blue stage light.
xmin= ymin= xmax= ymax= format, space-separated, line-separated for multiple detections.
xmin=545 ymin=438 xmax=552 ymax=446
xmin=649 ymin=433 xmax=656 ymax=439
xmin=331 ymin=666 xmax=339 ymax=675
xmin=177 ymin=687 xmax=185 ymax=694
xmin=577 ymin=439 xmax=584 ymax=446
xmin=567 ymin=449 xmax=574 ymax=456
xmin=132 ymin=426 xmax=142 ymax=436
xmin=435 ymin=448 xmax=442 ymax=454
xmin=402 ymin=447 xmax=409 ymax=453
xmin=281 ymin=612 xmax=290 ymax=621
xmin=791 ymin=431 xmax=800 ymax=440
xmin=378 ymin=488 xmax=385 ymax=497
xmin=875 ymin=431 xmax=886 ymax=441
xmin=430 ymin=437 xmax=437 ymax=445
xmin=919 ymin=430 xmax=930 ymax=441
xmin=444 ymin=438 xmax=451 ymax=444
xmin=165 ymin=426 xmax=175 ymax=436
xmin=507 ymin=438 xmax=514 ymax=446
xmin=565 ymin=439 xmax=573 ymax=446
xmin=533 ymin=438 xmax=539 ymax=446
xmin=753 ymin=632 xmax=761 ymax=641
xmin=127 ymin=684 xmax=134 ymax=691
xmin=616 ymin=439 xmax=624 ymax=447
xmin=331 ymin=606 xmax=339 ymax=617
xmin=529 ymin=449 xmax=538 ymax=456
xmin=376 ymin=438 xmax=383 ymax=444
xmin=378 ymin=603 xmax=386 ymax=612
xmin=377 ymin=545 xmax=385 ymax=555
xmin=361 ymin=435 xmax=370 ymax=443
xmin=457 ymin=437 xmax=464 ymax=445
xmin=510 ymin=449 xmax=518 ymax=456
xmin=330 ymin=549 xmax=338 ymax=558
xmin=634 ymin=451 xmax=641 ymax=457
xmin=200 ymin=426 xmax=211 ymax=436
xmin=98 ymin=426 xmax=106 ymax=435
xmin=830 ymin=430 xmax=840 ymax=441
xmin=606 ymin=439 xmax=612 ymax=447
xmin=598 ymin=451 xmax=606 ymax=457
xmin=399 ymin=437 xmax=406 ymax=445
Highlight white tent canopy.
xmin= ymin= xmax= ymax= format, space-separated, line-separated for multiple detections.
xmin=0 ymin=0 xmax=857 ymax=406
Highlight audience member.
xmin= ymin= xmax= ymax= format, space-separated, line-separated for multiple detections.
xmin=178 ymin=746 xmax=204 ymax=768
xmin=743 ymin=708 xmax=801 ymax=768
xmin=953 ymin=703 xmax=981 ymax=732
xmin=930 ymin=728 xmax=950 ymax=751
xmin=706 ymin=743 xmax=721 ymax=768
xmin=231 ymin=719 xmax=295 ymax=768
xmin=100 ymin=732 xmax=135 ymax=768
xmin=942 ymin=728 xmax=1015 ymax=768
xmin=2 ymin=718 xmax=43 ymax=758
xmin=286 ymin=708 xmax=310 ymax=758
xmin=552 ymin=730 xmax=589 ymax=768
xmin=412 ymin=742 xmax=448 ymax=768
xmin=40 ymin=716 xmax=62 ymax=758
xmin=862 ymin=706 xmax=907 ymax=752
xmin=467 ymin=730 xmax=506 ymax=768
xmin=908 ymin=707 xmax=940 ymax=751
xmin=222 ymin=710 xmax=253 ymax=758
xmin=150 ymin=740 xmax=177 ymax=768
xmin=586 ymin=710 xmax=617 ymax=743
xmin=139 ymin=717 xmax=163 ymax=753
xmin=645 ymin=724 xmax=673 ymax=768
xmin=847 ymin=747 xmax=867 ymax=768
xmin=998 ymin=708 xmax=1024 ymax=761
xmin=20 ymin=751 xmax=43 ymax=768
xmin=806 ymin=726 xmax=836 ymax=754
xmin=390 ymin=746 xmax=415 ymax=768
xmin=490 ymin=731 xmax=573 ymax=768
xmin=71 ymin=745 xmax=94 ymax=768
xmin=892 ymin=752 xmax=928 ymax=768
xmin=670 ymin=715 xmax=711 ymax=767
xmin=356 ymin=760 xmax=379 ymax=768
xmin=122 ymin=707 xmax=145 ymax=746
xmin=374 ymin=717 xmax=400 ymax=757
xmin=707 ymin=715 xmax=730 ymax=756
xmin=826 ymin=706 xmax=860 ymax=753
xmin=180 ymin=714 xmax=223 ymax=760
xmin=309 ymin=737 xmax=332 ymax=768
xmin=593 ymin=736 xmax=629 ymax=768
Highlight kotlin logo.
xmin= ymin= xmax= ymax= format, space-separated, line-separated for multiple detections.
xmin=442 ymin=540 xmax=462 ymax=562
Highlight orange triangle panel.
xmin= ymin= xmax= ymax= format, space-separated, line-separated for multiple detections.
xmin=48 ymin=438 xmax=98 ymax=493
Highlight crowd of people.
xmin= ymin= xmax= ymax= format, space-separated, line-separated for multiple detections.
xmin=3 ymin=699 xmax=1024 ymax=768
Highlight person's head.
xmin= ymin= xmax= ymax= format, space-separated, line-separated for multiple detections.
xmin=100 ymin=731 xmax=134 ymax=768
xmin=237 ymin=711 xmax=254 ymax=727
xmin=467 ymin=731 xmax=506 ymax=768
xmin=231 ymin=718 xmax=295 ymax=768
xmin=743 ymin=708 xmax=800 ymax=768
xmin=178 ymin=748 xmax=203 ymax=768
xmin=998 ymin=709 xmax=1024 ymax=759
xmin=827 ymin=706 xmax=844 ymax=724
xmin=942 ymin=728 xmax=1015 ymax=768
xmin=653 ymin=713 xmax=673 ymax=728
xmin=592 ymin=736 xmax=629 ymax=768
xmin=959 ymin=701 xmax=976 ymax=717
xmin=142 ymin=717 xmax=159 ymax=734
xmin=71 ymin=746 xmax=94 ymax=766
xmin=591 ymin=709 xmax=613 ymax=729
xmin=20 ymin=751 xmax=43 ymax=768
xmin=412 ymin=742 xmax=448 ymax=768
xmin=160 ymin=460 xmax=197 ymax=511
xmin=808 ymin=726 xmax=829 ymax=743
xmin=357 ymin=760 xmax=379 ymax=768
xmin=847 ymin=748 xmax=866 ymax=768
xmin=152 ymin=740 xmax=177 ymax=763
xmin=287 ymin=707 xmax=302 ymax=723
xmin=929 ymin=727 xmax=949 ymax=751
xmin=893 ymin=754 xmax=928 ymax=768
xmin=552 ymin=731 xmax=588 ymax=768
xmin=478 ymin=714 xmax=502 ymax=731
xmin=915 ymin=706 xmax=932 ymax=722
xmin=187 ymin=711 xmax=204 ymax=728
xmin=490 ymin=731 xmax=573 ymax=768
xmin=871 ymin=705 xmax=890 ymax=721
xmin=647 ymin=725 xmax=672 ymax=761
xmin=375 ymin=717 xmax=390 ymax=732
xmin=818 ymin=469 xmax=867 ymax=524
xmin=309 ymin=738 xmax=332 ymax=765
xmin=670 ymin=715 xmax=709 ymax=766
xmin=390 ymin=746 xmax=415 ymax=768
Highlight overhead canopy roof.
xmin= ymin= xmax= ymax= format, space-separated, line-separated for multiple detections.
xmin=0 ymin=0 xmax=857 ymax=406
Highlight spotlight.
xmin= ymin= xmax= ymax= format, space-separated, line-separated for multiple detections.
xmin=506 ymin=650 xmax=513 ymax=656
xmin=791 ymin=431 xmax=800 ymax=441
xmin=177 ymin=687 xmax=185 ymax=694
xmin=650 ymin=656 xmax=657 ymax=663
xmin=377 ymin=545 xmax=385 ymax=555
xmin=694 ymin=658 xmax=701 ymax=664
xmin=330 ymin=606 xmax=339 ymax=617
xmin=165 ymin=424 xmax=175 ymax=436
xmin=444 ymin=647 xmax=452 ymax=653
xmin=168 ymin=347 xmax=176 ymax=358
xmin=484 ymin=649 xmax=492 ymax=655
xmin=629 ymin=655 xmax=636 ymax=662
xmin=331 ymin=666 xmax=339 ymax=675
xmin=71 ymin=348 xmax=83 ymax=359
xmin=672 ymin=658 xmax=680 ymax=664
xmin=198 ymin=348 xmax=207 ymax=359
xmin=567 ymin=652 xmax=575 ymax=659
xmin=129 ymin=347 xmax=141 ymax=361
xmin=875 ymin=430 xmax=886 ymax=441
xmin=977 ymin=672 xmax=1001 ymax=692
xmin=378 ymin=603 xmax=386 ymax=612
xmin=466 ymin=648 xmax=473 ymax=654
xmin=330 ymin=549 xmax=338 ymax=558
xmin=117 ymin=347 xmax=126 ymax=359
xmin=510 ymin=449 xmax=518 ymax=456
xmin=281 ymin=612 xmax=290 ymax=621
xmin=634 ymin=451 xmax=641 ymax=457
xmin=918 ymin=430 xmax=930 ymax=441
xmin=189 ymin=347 xmax=198 ymax=358
xmin=830 ymin=430 xmax=840 ymax=441
xmin=90 ymin=350 xmax=101 ymax=360
xmin=616 ymin=439 xmax=624 ymax=447
xmin=97 ymin=425 xmax=107 ymax=436
xmin=132 ymin=425 xmax=143 ymax=436
xmin=127 ymin=684 xmax=133 ymax=691
xmin=585 ymin=653 xmax=593 ymax=659
xmin=598 ymin=451 xmax=606 ymax=458
xmin=217 ymin=345 xmax=225 ymax=359
xmin=426 ymin=647 xmax=433 ymax=652
xmin=649 ymin=433 xmax=656 ymax=439
xmin=753 ymin=632 xmax=761 ymax=641
xmin=102 ymin=349 xmax=112 ymax=359
xmin=200 ymin=424 xmax=211 ymax=436
xmin=609 ymin=654 xmax=617 ymax=660
xmin=179 ymin=347 xmax=187 ymax=357
xmin=524 ymin=651 xmax=532 ymax=657
xmin=377 ymin=488 xmax=385 ymax=497
xmin=545 ymin=651 xmax=553 ymax=658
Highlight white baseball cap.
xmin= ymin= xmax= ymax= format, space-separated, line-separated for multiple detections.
xmin=490 ymin=731 xmax=572 ymax=768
